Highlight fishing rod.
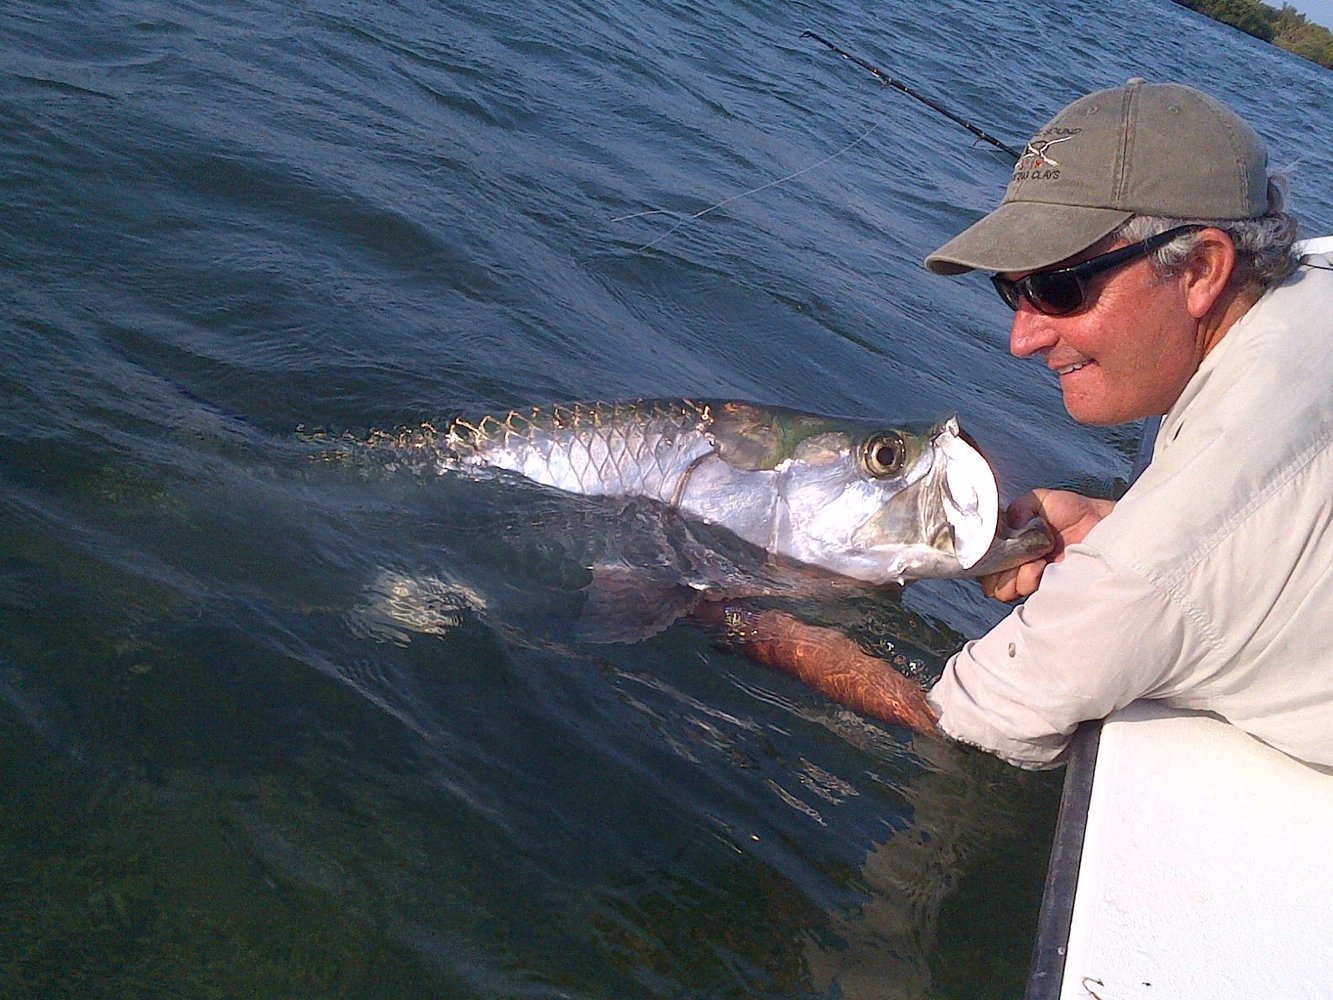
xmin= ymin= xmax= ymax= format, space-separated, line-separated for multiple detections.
xmin=800 ymin=30 xmax=1021 ymax=161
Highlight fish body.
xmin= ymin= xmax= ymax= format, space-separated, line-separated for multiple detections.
xmin=437 ymin=399 xmax=1047 ymax=586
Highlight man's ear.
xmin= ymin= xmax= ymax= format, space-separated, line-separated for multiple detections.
xmin=1182 ymin=227 xmax=1238 ymax=319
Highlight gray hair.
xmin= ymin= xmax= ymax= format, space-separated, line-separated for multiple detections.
xmin=1112 ymin=179 xmax=1302 ymax=291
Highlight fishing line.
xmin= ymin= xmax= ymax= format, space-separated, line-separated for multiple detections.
xmin=613 ymin=116 xmax=887 ymax=252
xmin=616 ymin=30 xmax=1017 ymax=251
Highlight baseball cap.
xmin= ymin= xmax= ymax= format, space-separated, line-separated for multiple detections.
xmin=925 ymin=79 xmax=1270 ymax=275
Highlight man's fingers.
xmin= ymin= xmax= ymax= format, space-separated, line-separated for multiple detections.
xmin=979 ymin=567 xmax=1011 ymax=599
xmin=1014 ymin=559 xmax=1047 ymax=598
xmin=982 ymin=557 xmax=1048 ymax=602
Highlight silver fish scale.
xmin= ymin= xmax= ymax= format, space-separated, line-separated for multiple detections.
xmin=444 ymin=400 xmax=718 ymax=501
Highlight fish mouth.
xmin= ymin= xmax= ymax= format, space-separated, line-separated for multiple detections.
xmin=933 ymin=417 xmax=999 ymax=570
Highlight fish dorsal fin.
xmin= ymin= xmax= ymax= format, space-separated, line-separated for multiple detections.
xmin=707 ymin=402 xmax=784 ymax=471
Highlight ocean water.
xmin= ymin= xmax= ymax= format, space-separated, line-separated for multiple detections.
xmin=2 ymin=1 xmax=1330 ymax=997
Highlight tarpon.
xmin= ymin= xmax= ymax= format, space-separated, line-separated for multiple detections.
xmin=368 ymin=399 xmax=1049 ymax=587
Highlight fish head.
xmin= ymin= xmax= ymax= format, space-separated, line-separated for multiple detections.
xmin=777 ymin=414 xmax=1046 ymax=584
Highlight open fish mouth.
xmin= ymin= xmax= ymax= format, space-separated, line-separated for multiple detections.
xmin=935 ymin=419 xmax=999 ymax=570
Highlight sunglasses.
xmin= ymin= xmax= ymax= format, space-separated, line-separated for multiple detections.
xmin=990 ymin=225 xmax=1203 ymax=316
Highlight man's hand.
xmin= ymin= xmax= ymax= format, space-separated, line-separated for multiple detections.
xmin=980 ymin=489 xmax=1115 ymax=602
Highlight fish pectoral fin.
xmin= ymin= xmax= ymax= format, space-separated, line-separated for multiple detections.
xmin=709 ymin=402 xmax=784 ymax=470
xmin=576 ymin=563 xmax=705 ymax=644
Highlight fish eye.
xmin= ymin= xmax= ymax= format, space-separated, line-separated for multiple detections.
xmin=862 ymin=433 xmax=906 ymax=478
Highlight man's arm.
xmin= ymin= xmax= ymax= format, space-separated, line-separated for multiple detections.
xmin=693 ymin=602 xmax=940 ymax=733
xmin=687 ymin=490 xmax=1119 ymax=743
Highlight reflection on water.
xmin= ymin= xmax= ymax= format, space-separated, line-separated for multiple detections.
xmin=807 ymin=742 xmax=1037 ymax=1000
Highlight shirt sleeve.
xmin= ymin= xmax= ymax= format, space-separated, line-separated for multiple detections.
xmin=927 ymin=543 xmax=1199 ymax=769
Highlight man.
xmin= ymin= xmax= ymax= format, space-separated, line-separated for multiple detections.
xmin=920 ymin=79 xmax=1333 ymax=768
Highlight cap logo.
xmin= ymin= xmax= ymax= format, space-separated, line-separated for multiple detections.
xmin=1018 ymin=136 xmax=1072 ymax=169
xmin=1011 ymin=129 xmax=1081 ymax=184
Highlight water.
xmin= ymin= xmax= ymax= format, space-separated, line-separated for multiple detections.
xmin=3 ymin=1 xmax=1330 ymax=996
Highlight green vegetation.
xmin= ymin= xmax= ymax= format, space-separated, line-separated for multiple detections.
xmin=1173 ymin=1 xmax=1333 ymax=68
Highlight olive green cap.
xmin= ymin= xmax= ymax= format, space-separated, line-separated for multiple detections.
xmin=925 ymin=80 xmax=1270 ymax=275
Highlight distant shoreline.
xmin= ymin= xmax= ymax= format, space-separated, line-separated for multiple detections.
xmin=1173 ymin=0 xmax=1333 ymax=69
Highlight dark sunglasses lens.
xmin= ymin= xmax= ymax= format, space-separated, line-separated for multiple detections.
xmin=990 ymin=275 xmax=1021 ymax=311
xmin=1025 ymin=272 xmax=1085 ymax=315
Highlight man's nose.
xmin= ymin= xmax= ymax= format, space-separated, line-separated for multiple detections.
xmin=1009 ymin=304 xmax=1056 ymax=359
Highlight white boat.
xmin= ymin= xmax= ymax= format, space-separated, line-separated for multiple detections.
xmin=1029 ymin=704 xmax=1333 ymax=1000
xmin=1026 ymin=235 xmax=1333 ymax=1000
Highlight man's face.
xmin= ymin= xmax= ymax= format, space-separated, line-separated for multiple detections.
xmin=1003 ymin=239 xmax=1205 ymax=426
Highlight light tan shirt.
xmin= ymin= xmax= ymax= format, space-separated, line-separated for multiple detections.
xmin=929 ymin=252 xmax=1333 ymax=768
